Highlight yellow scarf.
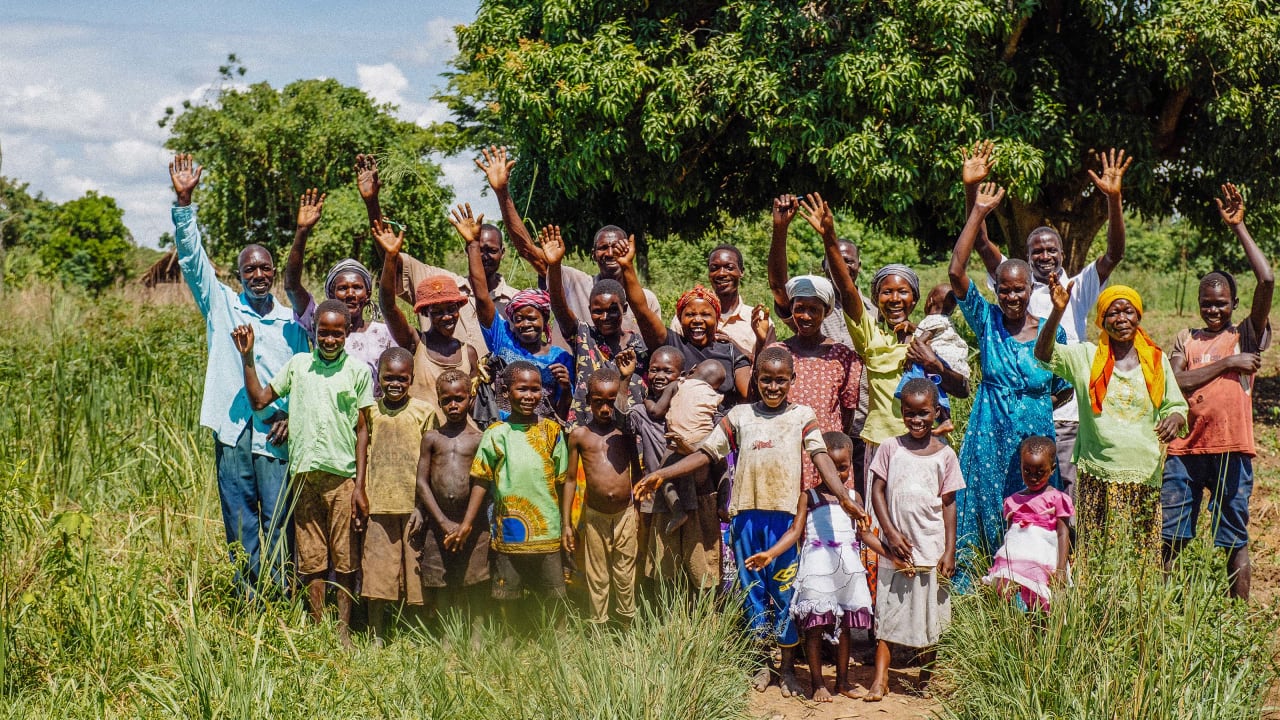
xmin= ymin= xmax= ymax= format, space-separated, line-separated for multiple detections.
xmin=1089 ymin=285 xmax=1164 ymax=415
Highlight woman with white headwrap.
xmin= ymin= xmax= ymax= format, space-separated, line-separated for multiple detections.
xmin=283 ymin=189 xmax=399 ymax=392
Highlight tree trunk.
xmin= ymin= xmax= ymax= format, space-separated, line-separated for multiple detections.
xmin=989 ymin=170 xmax=1111 ymax=275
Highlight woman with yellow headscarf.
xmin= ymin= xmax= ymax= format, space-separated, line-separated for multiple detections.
xmin=1034 ymin=275 xmax=1187 ymax=561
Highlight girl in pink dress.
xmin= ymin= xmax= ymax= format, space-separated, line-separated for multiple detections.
xmin=982 ymin=435 xmax=1074 ymax=611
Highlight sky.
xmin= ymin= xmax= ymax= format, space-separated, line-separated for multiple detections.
xmin=0 ymin=0 xmax=497 ymax=248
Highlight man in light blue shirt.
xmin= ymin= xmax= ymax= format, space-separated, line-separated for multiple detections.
xmin=169 ymin=153 xmax=310 ymax=598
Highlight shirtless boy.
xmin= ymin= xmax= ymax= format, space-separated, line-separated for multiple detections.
xmin=561 ymin=368 xmax=642 ymax=625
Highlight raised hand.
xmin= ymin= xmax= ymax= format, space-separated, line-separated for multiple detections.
xmin=371 ymin=219 xmax=405 ymax=257
xmin=961 ymin=140 xmax=996 ymax=185
xmin=772 ymin=194 xmax=798 ymax=228
xmin=448 ymin=203 xmax=485 ymax=245
xmin=475 ymin=145 xmax=516 ymax=192
xmin=1087 ymin=148 xmax=1133 ymax=199
xmin=538 ymin=225 xmax=566 ymax=266
xmin=296 ymin=188 xmax=326 ymax=232
xmin=169 ymin=153 xmax=203 ymax=206
xmin=751 ymin=303 xmax=771 ymax=344
xmin=230 ymin=324 xmax=255 ymax=357
xmin=797 ymin=192 xmax=835 ymax=238
xmin=1215 ymin=183 xmax=1246 ymax=226
xmin=354 ymin=154 xmax=380 ymax=201
xmin=1047 ymin=271 xmax=1075 ymax=313
xmin=973 ymin=181 xmax=1006 ymax=213
xmin=616 ymin=347 xmax=638 ymax=379
xmin=615 ymin=234 xmax=637 ymax=270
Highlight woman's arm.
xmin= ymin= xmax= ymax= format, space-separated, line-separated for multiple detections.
xmin=800 ymin=193 xmax=865 ymax=323
xmin=451 ymin=204 xmax=494 ymax=327
xmin=1034 ymin=273 xmax=1073 ymax=363
xmin=961 ymin=140 xmax=1005 ymax=278
xmin=949 ymin=182 xmax=1005 ymax=299
xmin=767 ymin=195 xmax=797 ymax=312
xmin=284 ymin=188 xmax=325 ymax=312
xmin=540 ymin=225 xmax=578 ymax=332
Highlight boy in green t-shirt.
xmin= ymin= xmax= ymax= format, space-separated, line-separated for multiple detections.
xmin=469 ymin=360 xmax=570 ymax=617
xmin=233 ymin=299 xmax=375 ymax=648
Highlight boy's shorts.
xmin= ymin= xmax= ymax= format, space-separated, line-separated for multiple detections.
xmin=491 ymin=550 xmax=566 ymax=601
xmin=294 ymin=470 xmax=358 ymax=575
xmin=362 ymin=513 xmax=424 ymax=604
xmin=1161 ymin=453 xmax=1252 ymax=549
xmin=420 ymin=510 xmax=491 ymax=588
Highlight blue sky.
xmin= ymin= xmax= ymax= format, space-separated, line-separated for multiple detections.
xmin=0 ymin=0 xmax=496 ymax=247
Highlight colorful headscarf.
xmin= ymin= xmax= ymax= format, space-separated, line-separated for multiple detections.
xmin=676 ymin=284 xmax=722 ymax=322
xmin=505 ymin=289 xmax=552 ymax=323
xmin=785 ymin=275 xmax=836 ymax=310
xmin=872 ymin=264 xmax=920 ymax=300
xmin=324 ymin=258 xmax=373 ymax=299
xmin=1089 ymin=285 xmax=1165 ymax=415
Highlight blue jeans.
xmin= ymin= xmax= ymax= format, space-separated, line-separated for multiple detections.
xmin=1161 ymin=453 xmax=1252 ymax=549
xmin=214 ymin=426 xmax=292 ymax=597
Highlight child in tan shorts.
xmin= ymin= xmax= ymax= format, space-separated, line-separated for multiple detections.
xmin=361 ymin=347 xmax=439 ymax=641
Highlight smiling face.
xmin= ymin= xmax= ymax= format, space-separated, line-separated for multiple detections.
xmin=510 ymin=306 xmax=547 ymax=346
xmin=427 ymin=301 xmax=462 ymax=337
xmin=1020 ymin=446 xmax=1055 ymax=493
xmin=330 ymin=271 xmax=370 ymax=318
xmin=478 ymin=225 xmax=505 ymax=277
xmin=646 ymin=350 xmax=683 ymax=395
xmin=995 ymin=264 xmax=1032 ymax=320
xmin=1101 ymin=298 xmax=1140 ymax=344
xmin=378 ymin=354 xmax=413 ymax=403
xmin=436 ymin=377 xmax=473 ymax=425
xmin=587 ymin=377 xmax=620 ymax=426
xmin=1198 ymin=281 xmax=1237 ymax=333
xmin=507 ymin=368 xmax=544 ymax=419
xmin=588 ymin=292 xmax=625 ymax=338
xmin=707 ymin=249 xmax=743 ymax=299
xmin=875 ymin=274 xmax=917 ymax=327
xmin=591 ymin=229 xmax=626 ymax=278
xmin=315 ymin=310 xmax=349 ymax=360
xmin=678 ymin=298 xmax=718 ymax=347
xmin=237 ymin=246 xmax=276 ymax=299
xmin=789 ymin=296 xmax=828 ymax=338
xmin=1026 ymin=230 xmax=1064 ymax=283
xmin=755 ymin=357 xmax=794 ymax=409
xmin=900 ymin=391 xmax=939 ymax=439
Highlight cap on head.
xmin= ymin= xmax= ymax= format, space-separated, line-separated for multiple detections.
xmin=415 ymin=276 xmax=468 ymax=312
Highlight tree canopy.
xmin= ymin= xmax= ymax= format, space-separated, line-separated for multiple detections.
xmin=443 ymin=0 xmax=1280 ymax=271
xmin=163 ymin=64 xmax=454 ymax=274
xmin=37 ymin=192 xmax=134 ymax=294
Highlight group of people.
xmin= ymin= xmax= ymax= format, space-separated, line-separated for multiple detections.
xmin=168 ymin=137 xmax=1271 ymax=703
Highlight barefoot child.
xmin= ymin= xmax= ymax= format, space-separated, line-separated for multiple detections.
xmin=360 ymin=348 xmax=439 ymax=641
xmin=561 ymin=368 xmax=641 ymax=625
xmin=470 ymin=360 xmax=571 ymax=614
xmin=412 ymin=369 xmax=491 ymax=615
xmin=638 ymin=346 xmax=867 ymax=698
xmin=232 ymin=300 xmax=375 ymax=647
xmin=866 ymin=378 xmax=964 ymax=701
xmin=981 ymin=435 xmax=1074 ymax=611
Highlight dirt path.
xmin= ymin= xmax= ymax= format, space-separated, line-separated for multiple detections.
xmin=748 ymin=660 xmax=938 ymax=720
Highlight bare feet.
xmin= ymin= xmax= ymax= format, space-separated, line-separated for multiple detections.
xmin=751 ymin=667 xmax=773 ymax=693
xmin=338 ymin=625 xmax=354 ymax=650
xmin=863 ymin=680 xmax=887 ymax=702
xmin=811 ymin=684 xmax=833 ymax=703
xmin=778 ymin=669 xmax=804 ymax=698
xmin=836 ymin=682 xmax=864 ymax=700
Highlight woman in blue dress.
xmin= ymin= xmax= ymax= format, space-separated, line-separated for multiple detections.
xmin=948 ymin=183 xmax=1066 ymax=591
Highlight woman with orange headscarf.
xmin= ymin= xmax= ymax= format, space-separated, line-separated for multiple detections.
xmin=1034 ymin=276 xmax=1187 ymax=559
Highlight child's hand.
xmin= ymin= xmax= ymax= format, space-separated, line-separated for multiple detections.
xmin=539 ymin=225 xmax=566 ymax=266
xmin=561 ymin=525 xmax=576 ymax=553
xmin=351 ymin=486 xmax=369 ymax=532
xmin=744 ymin=551 xmax=774 ymax=572
xmin=549 ymin=363 xmax=572 ymax=389
xmin=230 ymin=325 xmax=255 ymax=357
xmin=1154 ymin=412 xmax=1187 ymax=444
xmin=448 ymin=203 xmax=485 ymax=245
xmin=371 ymin=218 xmax=405 ymax=257
xmin=444 ymin=522 xmax=472 ymax=552
xmin=406 ymin=507 xmax=425 ymax=539
xmin=884 ymin=528 xmax=914 ymax=565
xmin=797 ymin=192 xmax=835 ymax=238
xmin=1087 ymin=147 xmax=1133 ymax=200
xmin=634 ymin=473 xmax=663 ymax=502
xmin=751 ymin=304 xmax=771 ymax=344
xmin=960 ymin=139 xmax=995 ymax=186
xmin=932 ymin=419 xmax=956 ymax=437
xmin=616 ymin=347 xmax=637 ymax=379
xmin=475 ymin=145 xmax=515 ymax=192
xmin=1216 ymin=182 xmax=1246 ymax=226
xmin=1226 ymin=352 xmax=1263 ymax=375
xmin=937 ymin=550 xmax=956 ymax=578
xmin=1052 ymin=567 xmax=1069 ymax=587
xmin=1047 ymin=272 xmax=1075 ymax=313
xmin=438 ymin=517 xmax=460 ymax=541
xmin=839 ymin=495 xmax=868 ymax=524
xmin=354 ymin=153 xmax=380 ymax=201
xmin=296 ymin=187 xmax=326 ymax=232
xmin=665 ymin=432 xmax=697 ymax=456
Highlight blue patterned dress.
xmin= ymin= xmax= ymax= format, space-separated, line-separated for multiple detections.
xmin=954 ymin=280 xmax=1065 ymax=592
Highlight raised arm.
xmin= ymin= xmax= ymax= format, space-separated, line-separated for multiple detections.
xmin=230 ymin=325 xmax=280 ymax=411
xmin=476 ymin=146 xmax=547 ymax=276
xmin=284 ymin=188 xmax=326 ymax=312
xmin=768 ymin=194 xmax=798 ymax=312
xmin=168 ymin=154 xmax=218 ymax=316
xmin=1087 ymin=148 xmax=1133 ymax=281
xmin=961 ymin=140 xmax=1004 ymax=277
xmin=1034 ymin=273 xmax=1073 ymax=363
xmin=616 ymin=234 xmax=669 ymax=349
xmin=950 ymin=182 xmax=1006 ymax=299
xmin=1217 ymin=183 xmax=1274 ymax=334
xmin=539 ymin=225 xmax=577 ymax=331
xmin=355 ymin=153 xmax=384 ymax=226
xmin=799 ymin=193 xmax=865 ymax=323
xmin=450 ymin=203 xmax=494 ymax=327
xmin=371 ymin=219 xmax=418 ymax=352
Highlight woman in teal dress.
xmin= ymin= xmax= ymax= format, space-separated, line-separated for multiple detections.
xmin=948 ymin=184 xmax=1066 ymax=590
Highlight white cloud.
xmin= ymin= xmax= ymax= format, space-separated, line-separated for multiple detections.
xmin=396 ymin=18 xmax=460 ymax=65
xmin=357 ymin=62 xmax=410 ymax=107
xmin=82 ymin=139 xmax=170 ymax=180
